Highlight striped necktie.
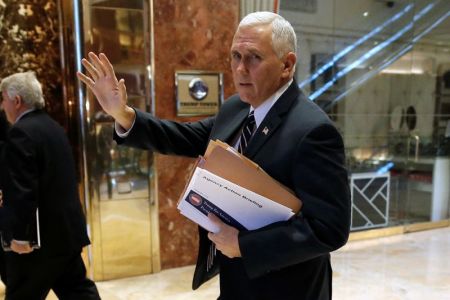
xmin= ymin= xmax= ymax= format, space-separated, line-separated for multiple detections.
xmin=206 ymin=111 xmax=255 ymax=271
xmin=238 ymin=111 xmax=256 ymax=154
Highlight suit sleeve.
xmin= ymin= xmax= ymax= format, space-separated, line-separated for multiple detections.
xmin=239 ymin=123 xmax=351 ymax=278
xmin=0 ymin=113 xmax=8 ymax=141
xmin=2 ymin=126 xmax=39 ymax=240
xmin=0 ymin=141 xmax=9 ymax=232
xmin=114 ymin=109 xmax=215 ymax=157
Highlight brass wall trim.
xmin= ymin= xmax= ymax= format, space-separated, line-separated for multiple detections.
xmin=349 ymin=225 xmax=404 ymax=241
xmin=150 ymin=158 xmax=161 ymax=273
xmin=348 ymin=219 xmax=450 ymax=242
xmin=404 ymin=220 xmax=450 ymax=233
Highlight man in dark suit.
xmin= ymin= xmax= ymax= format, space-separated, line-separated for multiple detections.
xmin=78 ymin=12 xmax=350 ymax=300
xmin=0 ymin=111 xmax=9 ymax=285
xmin=0 ymin=111 xmax=7 ymax=142
xmin=0 ymin=72 xmax=100 ymax=299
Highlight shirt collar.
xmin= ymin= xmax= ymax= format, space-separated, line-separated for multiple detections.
xmin=15 ymin=108 xmax=36 ymax=123
xmin=249 ymin=79 xmax=293 ymax=128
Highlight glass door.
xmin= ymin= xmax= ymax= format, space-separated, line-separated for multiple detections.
xmin=78 ymin=0 xmax=158 ymax=280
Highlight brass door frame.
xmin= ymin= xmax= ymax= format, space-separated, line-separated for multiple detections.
xmin=59 ymin=0 xmax=160 ymax=280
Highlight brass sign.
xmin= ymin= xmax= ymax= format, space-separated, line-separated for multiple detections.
xmin=175 ymin=71 xmax=223 ymax=116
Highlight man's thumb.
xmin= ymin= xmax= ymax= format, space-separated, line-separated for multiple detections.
xmin=118 ymin=78 xmax=127 ymax=100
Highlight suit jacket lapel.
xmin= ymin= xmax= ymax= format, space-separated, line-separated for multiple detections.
xmin=214 ymin=106 xmax=249 ymax=144
xmin=245 ymin=81 xmax=299 ymax=159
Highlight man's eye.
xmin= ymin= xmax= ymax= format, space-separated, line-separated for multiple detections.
xmin=231 ymin=53 xmax=241 ymax=60
xmin=248 ymin=54 xmax=261 ymax=63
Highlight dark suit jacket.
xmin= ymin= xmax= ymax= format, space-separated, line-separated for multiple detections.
xmin=0 ymin=110 xmax=90 ymax=257
xmin=0 ymin=112 xmax=10 ymax=234
xmin=116 ymin=81 xmax=351 ymax=300
xmin=0 ymin=112 xmax=8 ymax=284
xmin=0 ymin=111 xmax=8 ymax=142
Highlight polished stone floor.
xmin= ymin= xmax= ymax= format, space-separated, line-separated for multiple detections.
xmin=0 ymin=226 xmax=449 ymax=299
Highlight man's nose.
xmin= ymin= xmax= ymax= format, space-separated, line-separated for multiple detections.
xmin=236 ymin=60 xmax=248 ymax=74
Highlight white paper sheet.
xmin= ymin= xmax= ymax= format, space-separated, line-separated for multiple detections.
xmin=178 ymin=168 xmax=294 ymax=233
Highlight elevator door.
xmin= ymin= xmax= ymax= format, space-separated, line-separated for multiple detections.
xmin=82 ymin=0 xmax=157 ymax=280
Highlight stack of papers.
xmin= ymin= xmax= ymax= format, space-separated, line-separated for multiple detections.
xmin=177 ymin=140 xmax=302 ymax=233
xmin=1 ymin=208 xmax=41 ymax=251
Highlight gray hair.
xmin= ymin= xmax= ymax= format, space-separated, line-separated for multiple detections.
xmin=0 ymin=72 xmax=45 ymax=109
xmin=239 ymin=12 xmax=297 ymax=58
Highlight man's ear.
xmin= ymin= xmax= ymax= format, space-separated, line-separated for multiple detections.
xmin=281 ymin=52 xmax=297 ymax=78
xmin=13 ymin=95 xmax=22 ymax=108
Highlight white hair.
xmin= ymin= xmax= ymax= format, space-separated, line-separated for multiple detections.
xmin=239 ymin=11 xmax=297 ymax=58
xmin=0 ymin=71 xmax=45 ymax=109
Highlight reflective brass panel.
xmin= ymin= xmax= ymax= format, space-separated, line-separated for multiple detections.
xmin=74 ymin=0 xmax=158 ymax=280
xmin=99 ymin=198 xmax=152 ymax=280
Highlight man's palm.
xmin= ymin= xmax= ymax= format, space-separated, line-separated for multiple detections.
xmin=77 ymin=52 xmax=128 ymax=120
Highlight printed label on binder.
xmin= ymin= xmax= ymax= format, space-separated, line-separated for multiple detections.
xmin=184 ymin=190 xmax=246 ymax=231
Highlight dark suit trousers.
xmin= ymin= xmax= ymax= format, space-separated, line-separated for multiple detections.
xmin=0 ymin=248 xmax=6 ymax=285
xmin=4 ymin=251 xmax=100 ymax=300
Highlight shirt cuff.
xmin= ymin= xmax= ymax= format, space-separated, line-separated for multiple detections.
xmin=13 ymin=240 xmax=29 ymax=245
xmin=115 ymin=115 xmax=136 ymax=138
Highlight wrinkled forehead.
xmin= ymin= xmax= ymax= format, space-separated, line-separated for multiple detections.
xmin=233 ymin=23 xmax=272 ymax=40
xmin=231 ymin=24 xmax=273 ymax=50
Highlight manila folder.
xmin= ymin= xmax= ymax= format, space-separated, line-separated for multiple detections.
xmin=203 ymin=145 xmax=302 ymax=213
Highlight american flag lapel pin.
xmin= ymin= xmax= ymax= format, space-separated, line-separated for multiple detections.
xmin=262 ymin=126 xmax=269 ymax=135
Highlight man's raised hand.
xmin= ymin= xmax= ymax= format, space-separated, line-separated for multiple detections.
xmin=77 ymin=52 xmax=135 ymax=130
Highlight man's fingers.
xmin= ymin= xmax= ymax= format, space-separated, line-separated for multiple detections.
xmin=118 ymin=78 xmax=127 ymax=99
xmin=208 ymin=213 xmax=222 ymax=225
xmin=11 ymin=241 xmax=33 ymax=254
xmin=76 ymin=72 xmax=95 ymax=89
xmin=207 ymin=214 xmax=223 ymax=243
xmin=81 ymin=58 xmax=100 ymax=81
xmin=88 ymin=52 xmax=107 ymax=77
xmin=99 ymin=53 xmax=116 ymax=78
xmin=207 ymin=232 xmax=217 ymax=245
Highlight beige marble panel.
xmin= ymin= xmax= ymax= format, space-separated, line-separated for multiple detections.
xmin=98 ymin=199 xmax=152 ymax=280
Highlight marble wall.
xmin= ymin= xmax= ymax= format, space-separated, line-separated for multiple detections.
xmin=0 ymin=0 xmax=239 ymax=271
xmin=153 ymin=0 xmax=239 ymax=269
xmin=0 ymin=1 xmax=66 ymax=128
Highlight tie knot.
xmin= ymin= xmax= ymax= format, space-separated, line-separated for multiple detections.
xmin=246 ymin=111 xmax=255 ymax=126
